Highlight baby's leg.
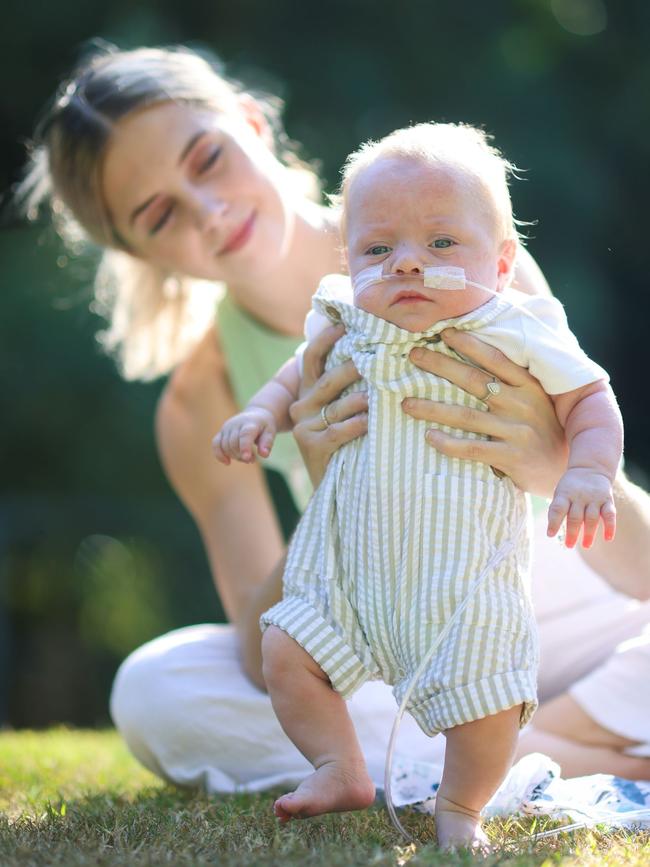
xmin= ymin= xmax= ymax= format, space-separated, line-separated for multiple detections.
xmin=261 ymin=626 xmax=375 ymax=822
xmin=436 ymin=704 xmax=522 ymax=851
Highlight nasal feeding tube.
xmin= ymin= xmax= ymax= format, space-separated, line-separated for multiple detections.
xmin=351 ymin=263 xmax=469 ymax=296
xmin=352 ymin=262 xmax=646 ymax=845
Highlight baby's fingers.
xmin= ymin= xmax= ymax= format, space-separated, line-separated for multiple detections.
xmin=238 ymin=423 xmax=261 ymax=463
xmin=547 ymin=494 xmax=569 ymax=539
xmin=601 ymin=501 xmax=617 ymax=542
xmin=256 ymin=426 xmax=276 ymax=458
xmin=581 ymin=503 xmax=602 ymax=549
xmin=564 ymin=500 xmax=587 ymax=549
xmin=212 ymin=432 xmax=231 ymax=465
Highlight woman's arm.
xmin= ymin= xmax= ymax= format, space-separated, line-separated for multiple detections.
xmin=511 ymin=246 xmax=553 ymax=297
xmin=579 ymin=471 xmax=650 ymax=600
xmin=157 ymin=324 xmax=369 ymax=689
xmin=404 ymin=329 xmax=568 ymax=496
xmin=155 ymin=328 xmax=286 ymax=627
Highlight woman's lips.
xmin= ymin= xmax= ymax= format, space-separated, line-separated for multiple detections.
xmin=220 ymin=212 xmax=256 ymax=255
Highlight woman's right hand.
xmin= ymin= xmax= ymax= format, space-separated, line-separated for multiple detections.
xmin=291 ymin=324 xmax=368 ymax=487
xmin=404 ymin=328 xmax=569 ymax=497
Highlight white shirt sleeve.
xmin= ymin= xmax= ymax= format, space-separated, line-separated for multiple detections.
xmin=477 ymin=291 xmax=609 ymax=395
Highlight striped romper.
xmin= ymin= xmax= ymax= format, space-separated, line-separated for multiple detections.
xmin=262 ymin=277 xmax=607 ymax=735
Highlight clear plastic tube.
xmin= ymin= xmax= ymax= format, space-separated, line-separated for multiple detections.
xmin=383 ymin=513 xmax=529 ymax=843
xmin=529 ymin=807 xmax=650 ymax=841
xmin=351 ymin=263 xmax=577 ymax=353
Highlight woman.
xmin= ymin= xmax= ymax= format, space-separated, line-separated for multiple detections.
xmin=22 ymin=45 xmax=650 ymax=791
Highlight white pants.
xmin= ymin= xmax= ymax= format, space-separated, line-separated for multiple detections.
xmin=110 ymin=517 xmax=650 ymax=791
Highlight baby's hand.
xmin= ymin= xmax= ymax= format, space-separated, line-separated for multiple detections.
xmin=547 ymin=467 xmax=616 ymax=548
xmin=212 ymin=407 xmax=277 ymax=465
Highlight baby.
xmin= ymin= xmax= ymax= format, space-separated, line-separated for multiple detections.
xmin=213 ymin=123 xmax=623 ymax=849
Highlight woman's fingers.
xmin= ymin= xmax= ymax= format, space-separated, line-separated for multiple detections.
xmin=292 ymin=359 xmax=363 ymax=422
xmin=317 ymin=412 xmax=368 ymax=445
xmin=409 ymin=345 xmax=502 ymax=402
xmin=402 ymin=397 xmax=508 ymax=439
xmin=424 ymin=428 xmax=509 ymax=469
xmin=300 ymin=324 xmax=345 ymax=392
xmin=439 ymin=328 xmax=534 ymax=387
xmin=322 ymin=391 xmax=369 ymax=427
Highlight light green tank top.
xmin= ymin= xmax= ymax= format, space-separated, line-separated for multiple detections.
xmin=216 ymin=292 xmax=313 ymax=510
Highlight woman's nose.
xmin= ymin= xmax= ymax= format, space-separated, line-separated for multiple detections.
xmin=189 ymin=189 xmax=229 ymax=232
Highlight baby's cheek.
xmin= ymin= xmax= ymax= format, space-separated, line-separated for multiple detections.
xmin=441 ymin=285 xmax=495 ymax=318
xmin=353 ymin=286 xmax=388 ymax=317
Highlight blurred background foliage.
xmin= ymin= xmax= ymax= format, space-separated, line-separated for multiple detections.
xmin=1 ymin=0 xmax=649 ymax=726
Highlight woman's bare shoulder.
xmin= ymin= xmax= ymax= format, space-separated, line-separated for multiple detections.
xmin=512 ymin=247 xmax=553 ymax=298
xmin=155 ymin=326 xmax=231 ymax=465
xmin=160 ymin=327 xmax=228 ymax=418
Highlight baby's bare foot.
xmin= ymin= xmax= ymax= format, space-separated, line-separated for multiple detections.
xmin=435 ymin=794 xmax=490 ymax=853
xmin=273 ymin=760 xmax=375 ymax=823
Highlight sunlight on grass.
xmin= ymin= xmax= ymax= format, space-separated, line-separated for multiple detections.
xmin=1 ymin=729 xmax=649 ymax=866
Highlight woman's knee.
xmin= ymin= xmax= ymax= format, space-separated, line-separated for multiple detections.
xmin=110 ymin=642 xmax=169 ymax=739
xmin=535 ymin=693 xmax=640 ymax=751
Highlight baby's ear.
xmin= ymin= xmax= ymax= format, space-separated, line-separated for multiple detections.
xmin=497 ymin=238 xmax=518 ymax=290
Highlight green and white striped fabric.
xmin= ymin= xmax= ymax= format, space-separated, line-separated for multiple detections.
xmin=262 ymin=282 xmax=539 ymax=735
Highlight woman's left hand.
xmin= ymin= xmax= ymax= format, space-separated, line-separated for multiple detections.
xmin=402 ymin=328 xmax=568 ymax=497
xmin=291 ymin=324 xmax=368 ymax=487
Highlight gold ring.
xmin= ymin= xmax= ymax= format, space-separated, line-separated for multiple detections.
xmin=482 ymin=377 xmax=501 ymax=403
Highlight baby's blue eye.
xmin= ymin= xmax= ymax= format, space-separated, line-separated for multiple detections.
xmin=432 ymin=238 xmax=454 ymax=249
xmin=366 ymin=244 xmax=391 ymax=255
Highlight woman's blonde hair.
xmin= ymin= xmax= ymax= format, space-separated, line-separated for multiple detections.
xmin=19 ymin=45 xmax=321 ymax=380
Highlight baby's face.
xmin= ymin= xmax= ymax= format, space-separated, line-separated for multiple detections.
xmin=345 ymin=156 xmax=514 ymax=331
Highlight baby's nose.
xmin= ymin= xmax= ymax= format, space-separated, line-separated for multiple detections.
xmin=391 ymin=246 xmax=424 ymax=275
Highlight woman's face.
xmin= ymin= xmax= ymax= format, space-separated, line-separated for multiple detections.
xmin=101 ymin=100 xmax=293 ymax=284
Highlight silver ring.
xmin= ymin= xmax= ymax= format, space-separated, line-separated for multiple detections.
xmin=482 ymin=376 xmax=501 ymax=403
xmin=320 ymin=404 xmax=332 ymax=428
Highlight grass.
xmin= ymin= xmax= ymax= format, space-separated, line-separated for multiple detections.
xmin=1 ymin=729 xmax=649 ymax=866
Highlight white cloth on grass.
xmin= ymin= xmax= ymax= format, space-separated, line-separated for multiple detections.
xmin=110 ymin=514 xmax=650 ymax=793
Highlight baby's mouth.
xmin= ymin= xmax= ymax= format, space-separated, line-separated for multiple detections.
xmin=391 ymin=285 xmax=432 ymax=304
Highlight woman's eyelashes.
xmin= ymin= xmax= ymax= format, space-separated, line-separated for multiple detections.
xmin=149 ymin=202 xmax=174 ymax=236
xmin=147 ymin=147 xmax=222 ymax=236
xmin=196 ymin=146 xmax=222 ymax=175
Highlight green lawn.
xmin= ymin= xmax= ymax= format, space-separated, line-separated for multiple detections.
xmin=1 ymin=729 xmax=648 ymax=866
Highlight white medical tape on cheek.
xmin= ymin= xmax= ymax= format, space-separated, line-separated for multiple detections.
xmin=424 ymin=266 xmax=502 ymax=301
xmin=351 ymin=263 xmax=386 ymax=295
xmin=423 ymin=265 xmax=467 ymax=291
